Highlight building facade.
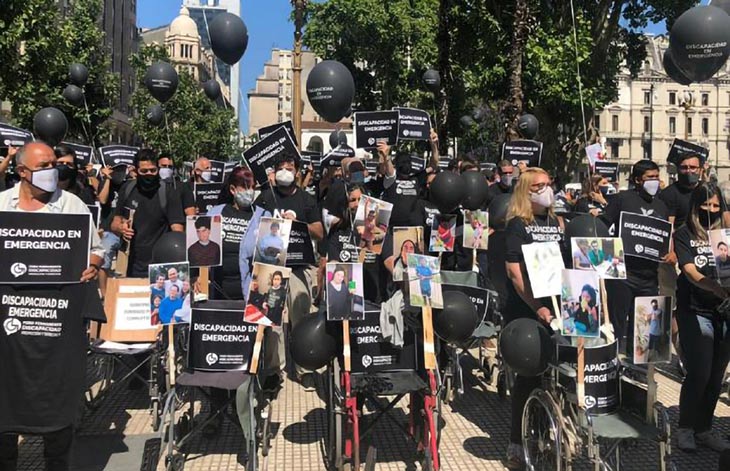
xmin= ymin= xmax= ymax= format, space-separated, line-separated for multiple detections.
xmin=597 ymin=34 xmax=730 ymax=180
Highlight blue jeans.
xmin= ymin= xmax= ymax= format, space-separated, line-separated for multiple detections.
xmin=100 ymin=231 xmax=120 ymax=271
xmin=678 ymin=313 xmax=730 ymax=432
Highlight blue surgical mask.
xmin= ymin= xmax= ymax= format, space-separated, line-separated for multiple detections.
xmin=350 ymin=171 xmax=365 ymax=184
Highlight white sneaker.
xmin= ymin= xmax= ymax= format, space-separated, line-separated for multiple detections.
xmin=676 ymin=428 xmax=696 ymax=452
xmin=505 ymin=443 xmax=525 ymax=469
xmin=696 ymin=430 xmax=730 ymax=452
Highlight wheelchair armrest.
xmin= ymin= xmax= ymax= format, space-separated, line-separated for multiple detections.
xmin=550 ymin=362 xmax=577 ymax=379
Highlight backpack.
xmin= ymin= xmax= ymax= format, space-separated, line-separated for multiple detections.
xmin=118 ymin=180 xmax=168 ymax=213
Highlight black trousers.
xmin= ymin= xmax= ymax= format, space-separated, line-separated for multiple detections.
xmin=0 ymin=426 xmax=73 ymax=471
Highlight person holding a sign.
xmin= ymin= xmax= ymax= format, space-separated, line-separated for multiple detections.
xmin=601 ymin=160 xmax=672 ymax=352
xmin=574 ymin=174 xmax=610 ymax=216
xmin=181 ymin=157 xmax=213 ymax=216
xmin=53 ymin=144 xmax=96 ymax=205
xmin=673 ymin=182 xmax=730 ymax=452
xmin=502 ymin=167 xmax=564 ymax=468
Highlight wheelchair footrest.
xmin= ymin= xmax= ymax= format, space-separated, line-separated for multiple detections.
xmin=586 ymin=410 xmax=662 ymax=441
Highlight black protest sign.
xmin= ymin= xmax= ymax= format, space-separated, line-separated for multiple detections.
xmin=61 ymin=142 xmax=94 ymax=167
xmin=0 ymin=212 xmax=90 ymax=284
xmin=350 ymin=303 xmax=418 ymax=374
xmin=258 ymin=120 xmax=298 ymax=147
xmin=593 ymin=161 xmax=619 ymax=183
xmin=481 ymin=162 xmax=496 ymax=172
xmin=365 ymin=159 xmax=378 ymax=176
xmin=320 ymin=145 xmax=356 ymax=170
xmin=354 ymin=111 xmax=399 ymax=149
xmin=301 ymin=150 xmax=321 ymax=177
xmin=194 ymin=182 xmax=224 ymax=214
xmin=243 ymin=127 xmax=301 ymax=186
xmin=285 ymin=221 xmax=316 ymax=266
xmin=667 ymin=138 xmax=709 ymax=167
xmin=87 ymin=204 xmax=101 ymax=228
xmin=0 ymin=123 xmax=33 ymax=148
xmin=438 ymin=155 xmax=452 ymax=170
xmin=619 ymin=211 xmax=672 ymax=262
xmin=501 ymin=140 xmax=543 ymax=167
xmin=99 ymin=145 xmax=139 ymax=168
xmin=223 ymin=161 xmax=239 ymax=181
xmin=442 ymin=284 xmax=490 ymax=324
xmin=558 ymin=341 xmax=619 ymax=415
xmin=209 ymin=160 xmax=227 ymax=183
xmin=411 ymin=155 xmax=427 ymax=173
xmin=188 ymin=301 xmax=257 ymax=371
xmin=394 ymin=107 xmax=431 ymax=142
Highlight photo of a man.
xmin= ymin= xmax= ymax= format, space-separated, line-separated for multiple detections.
xmin=254 ymin=218 xmax=292 ymax=267
xmin=149 ymin=261 xmax=191 ymax=325
xmin=186 ymin=215 xmax=222 ymax=267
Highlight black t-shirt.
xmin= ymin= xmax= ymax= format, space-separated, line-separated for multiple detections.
xmin=673 ymin=225 xmax=722 ymax=316
xmin=382 ymin=175 xmax=426 ymax=227
xmin=255 ymin=187 xmax=320 ymax=225
xmin=504 ymin=214 xmax=564 ymax=321
xmin=485 ymin=182 xmax=511 ymax=208
xmin=180 ymin=180 xmax=196 ymax=211
xmin=658 ymin=182 xmax=693 ymax=228
xmin=574 ymin=196 xmax=607 ymax=216
xmin=0 ymin=282 xmax=105 ymax=433
xmin=115 ymin=183 xmax=185 ymax=277
xmin=214 ymin=203 xmax=253 ymax=300
xmin=602 ymin=190 xmax=669 ymax=293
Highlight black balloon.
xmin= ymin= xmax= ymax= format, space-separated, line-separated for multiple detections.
xmin=433 ymin=291 xmax=480 ymax=343
xmin=144 ymin=61 xmax=179 ymax=104
xmin=564 ymin=214 xmax=609 ymax=250
xmin=662 ymin=48 xmax=693 ymax=86
xmin=329 ymin=130 xmax=347 ymax=148
xmin=202 ymin=80 xmax=221 ymax=100
xmin=500 ymin=318 xmax=554 ymax=377
xmin=422 ymin=69 xmax=441 ymax=94
xmin=289 ymin=314 xmax=338 ymax=371
xmin=69 ymin=63 xmax=89 ymax=87
xmin=306 ymin=60 xmax=355 ymax=123
xmin=209 ymin=12 xmax=248 ymax=66
xmin=461 ymin=170 xmax=490 ymax=210
xmin=488 ymin=193 xmax=511 ymax=230
xmin=713 ymin=0 xmax=730 ymax=16
xmin=429 ymin=171 xmax=466 ymax=214
xmin=33 ymin=107 xmax=68 ymax=147
xmin=146 ymin=104 xmax=164 ymax=127
xmin=669 ymin=6 xmax=730 ymax=83
xmin=152 ymin=231 xmax=186 ymax=263
xmin=517 ymin=114 xmax=539 ymax=139
xmin=62 ymin=84 xmax=84 ymax=107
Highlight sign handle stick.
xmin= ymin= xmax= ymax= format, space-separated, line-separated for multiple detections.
xmin=199 ymin=267 xmax=210 ymax=297
xmin=551 ymin=295 xmax=562 ymax=333
xmin=168 ymin=323 xmax=176 ymax=386
xmin=577 ymin=336 xmax=585 ymax=408
xmin=249 ymin=325 xmax=266 ymax=374
xmin=599 ymin=278 xmax=615 ymax=344
xmin=343 ymin=320 xmax=351 ymax=372
xmin=422 ymin=298 xmax=437 ymax=370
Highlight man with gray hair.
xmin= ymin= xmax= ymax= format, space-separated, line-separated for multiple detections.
xmin=181 ymin=156 xmax=213 ymax=216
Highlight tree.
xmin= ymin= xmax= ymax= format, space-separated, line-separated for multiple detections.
xmin=129 ymin=44 xmax=239 ymax=166
xmin=0 ymin=0 xmax=119 ymax=145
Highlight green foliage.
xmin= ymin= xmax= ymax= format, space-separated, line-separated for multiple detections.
xmin=129 ymin=44 xmax=240 ymax=166
xmin=0 ymin=0 xmax=119 ymax=144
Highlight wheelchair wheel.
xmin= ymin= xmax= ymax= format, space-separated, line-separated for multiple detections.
xmin=522 ymin=390 xmax=562 ymax=471
xmin=166 ymin=453 xmax=185 ymax=471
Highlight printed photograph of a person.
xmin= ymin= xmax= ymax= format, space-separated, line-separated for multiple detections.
xmin=570 ymin=237 xmax=627 ymax=279
xmin=149 ymin=262 xmax=191 ymax=325
xmin=326 ymin=263 xmax=365 ymax=321
xmin=560 ymin=269 xmax=601 ymax=337
xmin=354 ymin=195 xmax=393 ymax=254
xmin=406 ymin=253 xmax=443 ymax=308
xmin=186 ymin=215 xmax=222 ymax=267
xmin=633 ymin=296 xmax=672 ymax=364
xmin=429 ymin=214 xmax=456 ymax=252
xmin=391 ymin=227 xmax=424 ymax=282
xmin=244 ymin=263 xmax=292 ymax=326
xmin=709 ymin=229 xmax=730 ymax=286
xmin=463 ymin=210 xmax=489 ymax=250
xmin=254 ymin=217 xmax=292 ymax=267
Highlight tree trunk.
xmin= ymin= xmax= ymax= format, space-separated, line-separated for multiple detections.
xmin=505 ymin=0 xmax=529 ymax=140
xmin=436 ymin=0 xmax=451 ymax=155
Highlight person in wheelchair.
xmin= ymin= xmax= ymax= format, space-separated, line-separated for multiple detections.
xmin=502 ymin=167 xmax=564 ymax=469
xmin=672 ymin=182 xmax=730 ymax=452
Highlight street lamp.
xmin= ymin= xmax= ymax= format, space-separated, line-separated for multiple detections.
xmin=292 ymin=0 xmax=308 ymax=149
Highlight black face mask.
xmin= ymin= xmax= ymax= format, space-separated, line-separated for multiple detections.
xmin=678 ymin=173 xmax=699 ymax=187
xmin=57 ymin=164 xmax=78 ymax=183
xmin=137 ymin=174 xmax=160 ymax=193
xmin=699 ymin=210 xmax=721 ymax=228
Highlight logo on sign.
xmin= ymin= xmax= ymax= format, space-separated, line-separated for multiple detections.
xmin=362 ymin=355 xmax=372 ymax=368
xmin=403 ymin=129 xmax=410 ymax=137
xmin=206 ymin=353 xmax=219 ymax=365
xmin=340 ymin=250 xmax=352 ymax=262
xmin=695 ymin=255 xmax=708 ymax=268
xmin=635 ymin=244 xmax=644 ymax=254
xmin=10 ymin=263 xmax=27 ymax=278
xmin=368 ymin=137 xmax=375 ymax=146
xmin=3 ymin=318 xmax=21 ymax=336
xmin=584 ymin=395 xmax=596 ymax=409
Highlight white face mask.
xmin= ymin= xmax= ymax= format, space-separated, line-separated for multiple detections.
xmin=159 ymin=167 xmax=174 ymax=181
xmin=501 ymin=174 xmax=513 ymax=187
xmin=275 ymin=169 xmax=295 ymax=187
xmin=529 ymin=186 xmax=555 ymax=208
xmin=642 ymin=180 xmax=660 ymax=196
xmin=28 ymin=167 xmax=59 ymax=193
xmin=199 ymin=170 xmax=212 ymax=182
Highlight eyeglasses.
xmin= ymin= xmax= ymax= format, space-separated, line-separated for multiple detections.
xmin=679 ymin=165 xmax=700 ymax=172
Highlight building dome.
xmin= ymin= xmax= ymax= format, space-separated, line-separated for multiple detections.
xmin=169 ymin=6 xmax=198 ymax=38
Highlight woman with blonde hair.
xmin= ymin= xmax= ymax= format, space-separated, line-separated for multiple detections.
xmin=503 ymin=167 xmax=565 ymax=468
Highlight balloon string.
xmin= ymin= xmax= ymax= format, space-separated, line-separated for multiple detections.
xmin=81 ymin=94 xmax=97 ymax=162
xmin=163 ymin=109 xmax=173 ymax=154
xmin=569 ymin=0 xmax=591 ymax=179
xmin=201 ymin=9 xmax=220 ymax=84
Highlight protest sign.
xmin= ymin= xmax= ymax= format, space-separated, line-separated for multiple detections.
xmin=501 ymin=140 xmax=543 ymax=167
xmin=585 ymin=143 xmax=605 ymax=167
xmin=411 ymin=155 xmax=427 ymax=173
xmin=619 ymin=212 xmax=672 ymax=262
xmin=243 ymin=126 xmax=300 ymax=186
xmin=95 ymin=278 xmax=158 ymax=342
xmin=350 ymin=303 xmax=419 ymax=374
xmin=394 ymin=107 xmax=431 ymax=141
xmin=354 ymin=111 xmax=399 ymax=149
xmin=0 ymin=212 xmax=90 ymax=284
xmin=194 ymin=182 xmax=224 ymax=214
xmin=208 ymin=160 xmax=227 ymax=183
xmin=188 ymin=301 xmax=257 ymax=371
xmin=438 ymin=155 xmax=452 ymax=170
xmin=558 ymin=341 xmax=619 ymax=415
xmin=99 ymin=145 xmax=139 ymax=167
xmin=667 ymin=138 xmax=709 ymax=167
xmin=326 ymin=262 xmax=365 ymax=321
xmin=522 ymin=242 xmax=565 ymax=298
xmin=0 ymin=123 xmax=33 ymax=148
xmin=709 ymin=229 xmax=730 ymax=286
xmin=87 ymin=204 xmax=101 ymax=228
xmin=186 ymin=215 xmax=223 ymax=268
xmin=593 ymin=161 xmax=619 ymax=183
xmin=286 ymin=221 xmax=316 ymax=266
xmin=61 ymin=142 xmax=94 ymax=166
xmin=633 ymin=296 xmax=672 ymax=364
xmin=258 ymin=120 xmax=298 ymax=147
xmin=321 ymin=145 xmax=356 ymax=169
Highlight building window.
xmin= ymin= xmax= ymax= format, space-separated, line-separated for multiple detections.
xmin=669 ymin=117 xmax=676 ymax=134
xmin=702 ymin=93 xmax=709 ymax=106
xmin=611 ymin=115 xmax=619 ymax=132
xmin=669 ymin=92 xmax=676 ymax=105
xmin=643 ymin=116 xmax=650 ymax=133
xmin=702 ymin=117 xmax=709 ymax=135
xmin=643 ymin=90 xmax=651 ymax=105
xmin=594 ymin=115 xmax=600 ymax=130
xmin=610 ymin=141 xmax=619 ymax=159
xmin=687 ymin=117 xmax=693 ymax=135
